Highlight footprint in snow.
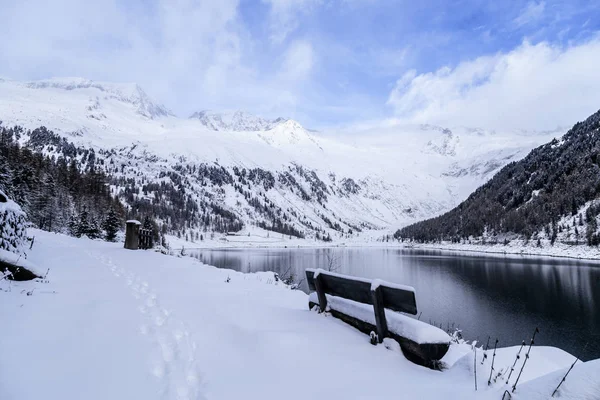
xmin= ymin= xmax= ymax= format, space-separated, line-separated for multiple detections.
xmin=173 ymin=330 xmax=185 ymax=343
xmin=146 ymin=295 xmax=157 ymax=308
xmin=140 ymin=324 xmax=151 ymax=336
xmin=101 ymin=256 xmax=205 ymax=400
xmin=158 ymin=339 xmax=177 ymax=363
xmin=151 ymin=362 xmax=166 ymax=379
xmin=155 ymin=315 xmax=166 ymax=327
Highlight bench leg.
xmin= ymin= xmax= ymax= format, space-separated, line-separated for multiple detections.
xmin=314 ymin=274 xmax=328 ymax=313
xmin=371 ymin=287 xmax=388 ymax=343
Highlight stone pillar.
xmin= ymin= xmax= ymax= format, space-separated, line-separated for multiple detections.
xmin=124 ymin=220 xmax=141 ymax=250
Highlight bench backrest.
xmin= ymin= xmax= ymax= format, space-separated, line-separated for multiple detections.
xmin=305 ymin=268 xmax=417 ymax=315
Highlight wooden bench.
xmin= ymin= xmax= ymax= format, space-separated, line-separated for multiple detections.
xmin=306 ymin=268 xmax=450 ymax=369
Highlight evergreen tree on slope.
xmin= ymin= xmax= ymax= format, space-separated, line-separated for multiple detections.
xmin=103 ymin=208 xmax=121 ymax=242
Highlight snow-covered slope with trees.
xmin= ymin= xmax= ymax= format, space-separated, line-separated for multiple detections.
xmin=396 ymin=108 xmax=600 ymax=246
xmin=0 ymin=78 xmax=558 ymax=241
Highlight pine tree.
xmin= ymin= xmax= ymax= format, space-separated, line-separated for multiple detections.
xmin=571 ymin=197 xmax=578 ymax=216
xmin=103 ymin=209 xmax=120 ymax=242
xmin=0 ymin=157 xmax=13 ymax=195
xmin=587 ymin=217 xmax=597 ymax=246
xmin=68 ymin=214 xmax=79 ymax=237
xmin=0 ymin=191 xmax=27 ymax=254
xmin=88 ymin=218 xmax=102 ymax=239
xmin=143 ymin=216 xmax=153 ymax=231
xmin=77 ymin=207 xmax=91 ymax=238
xmin=142 ymin=216 xmax=159 ymax=242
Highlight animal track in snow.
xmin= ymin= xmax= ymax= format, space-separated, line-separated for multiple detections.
xmin=91 ymin=251 xmax=204 ymax=400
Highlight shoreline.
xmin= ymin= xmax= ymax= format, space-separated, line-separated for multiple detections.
xmin=168 ymin=237 xmax=600 ymax=262
xmin=404 ymin=242 xmax=600 ymax=263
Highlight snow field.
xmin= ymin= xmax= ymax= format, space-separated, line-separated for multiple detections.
xmin=90 ymin=252 xmax=204 ymax=400
xmin=1 ymin=229 xmax=598 ymax=400
xmin=408 ymin=239 xmax=600 ymax=261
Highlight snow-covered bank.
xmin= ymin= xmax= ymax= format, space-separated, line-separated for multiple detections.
xmin=405 ymin=240 xmax=600 ymax=262
xmin=166 ymin=228 xmax=600 ymax=265
xmin=1 ymin=230 xmax=598 ymax=399
xmin=164 ymin=227 xmax=401 ymax=250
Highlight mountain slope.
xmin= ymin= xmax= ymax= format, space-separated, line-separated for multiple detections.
xmin=189 ymin=110 xmax=286 ymax=131
xmin=0 ymin=77 xmax=559 ymax=240
xmin=23 ymin=77 xmax=173 ymax=119
xmin=396 ymin=109 xmax=600 ymax=244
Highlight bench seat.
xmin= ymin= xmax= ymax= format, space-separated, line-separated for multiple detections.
xmin=306 ymin=269 xmax=450 ymax=369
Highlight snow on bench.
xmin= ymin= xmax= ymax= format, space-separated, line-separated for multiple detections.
xmin=306 ymin=268 xmax=450 ymax=368
xmin=308 ymin=292 xmax=451 ymax=345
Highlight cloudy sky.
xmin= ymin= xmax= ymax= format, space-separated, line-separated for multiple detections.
xmin=0 ymin=0 xmax=599 ymax=130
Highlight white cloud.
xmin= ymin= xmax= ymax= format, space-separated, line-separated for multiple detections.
xmin=279 ymin=40 xmax=315 ymax=81
xmin=513 ymin=1 xmax=546 ymax=28
xmin=0 ymin=0 xmax=242 ymax=108
xmin=387 ymin=37 xmax=600 ymax=131
xmin=0 ymin=0 xmax=320 ymax=119
xmin=262 ymin=0 xmax=321 ymax=44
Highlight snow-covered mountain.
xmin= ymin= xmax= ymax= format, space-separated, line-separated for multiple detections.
xmin=189 ymin=110 xmax=286 ymax=132
xmin=424 ymin=126 xmax=459 ymax=157
xmin=0 ymin=77 xmax=560 ymax=238
xmin=22 ymin=77 xmax=173 ymax=119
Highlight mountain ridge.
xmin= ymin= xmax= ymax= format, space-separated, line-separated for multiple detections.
xmin=189 ymin=110 xmax=288 ymax=132
xmin=0 ymin=77 xmax=560 ymax=239
xmin=20 ymin=77 xmax=173 ymax=119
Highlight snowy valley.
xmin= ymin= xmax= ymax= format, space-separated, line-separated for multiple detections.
xmin=0 ymin=78 xmax=559 ymax=244
xmin=1 ymin=78 xmax=599 ymax=400
xmin=3 ymin=0 xmax=600 ymax=398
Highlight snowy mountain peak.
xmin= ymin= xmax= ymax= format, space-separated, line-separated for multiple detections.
xmin=23 ymin=77 xmax=172 ymax=119
xmin=259 ymin=118 xmax=323 ymax=149
xmin=278 ymin=119 xmax=303 ymax=131
xmin=189 ymin=110 xmax=288 ymax=131
xmin=424 ymin=126 xmax=459 ymax=157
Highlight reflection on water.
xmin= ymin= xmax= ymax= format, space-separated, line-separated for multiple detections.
xmin=191 ymin=248 xmax=600 ymax=361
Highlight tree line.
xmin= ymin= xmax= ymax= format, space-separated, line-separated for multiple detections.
xmin=0 ymin=125 xmax=125 ymax=242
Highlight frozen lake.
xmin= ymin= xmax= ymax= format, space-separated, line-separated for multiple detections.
xmin=191 ymin=247 xmax=600 ymax=361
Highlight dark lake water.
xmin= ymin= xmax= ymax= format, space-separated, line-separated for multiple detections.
xmin=190 ymin=247 xmax=600 ymax=361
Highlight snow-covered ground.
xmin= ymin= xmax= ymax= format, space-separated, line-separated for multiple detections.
xmin=2 ymin=229 xmax=598 ymax=399
xmin=405 ymin=240 xmax=600 ymax=261
xmin=163 ymin=225 xmax=399 ymax=250
xmin=165 ymin=226 xmax=600 ymax=264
